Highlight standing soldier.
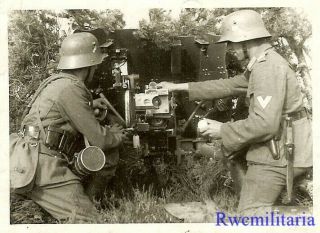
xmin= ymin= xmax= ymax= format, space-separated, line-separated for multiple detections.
xmin=10 ymin=32 xmax=126 ymax=222
xmin=159 ymin=10 xmax=312 ymax=214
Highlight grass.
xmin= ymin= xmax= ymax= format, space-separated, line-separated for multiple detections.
xmin=10 ymin=193 xmax=58 ymax=224
xmin=97 ymin=186 xmax=181 ymax=223
xmin=10 ymin=144 xmax=312 ymax=224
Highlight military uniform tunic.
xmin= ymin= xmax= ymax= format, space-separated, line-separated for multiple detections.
xmin=188 ymin=48 xmax=312 ymax=213
xmin=189 ymin=48 xmax=312 ymax=168
xmin=12 ymin=72 xmax=122 ymax=221
xmin=20 ymin=72 xmax=121 ymax=187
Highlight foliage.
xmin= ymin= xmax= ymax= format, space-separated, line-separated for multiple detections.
xmin=173 ymin=9 xmax=219 ymax=37
xmin=11 ymin=144 xmax=311 ymax=223
xmin=138 ymin=9 xmax=175 ymax=49
xmin=138 ymin=8 xmax=221 ymax=49
xmin=10 ymin=193 xmax=58 ymax=224
xmin=257 ymin=8 xmax=312 ymax=110
xmin=98 ymin=187 xmax=179 ymax=223
xmin=9 ymin=9 xmax=313 ymax=224
xmin=259 ymin=8 xmax=311 ymax=61
xmin=137 ymin=7 xmax=312 ymax=110
xmin=167 ymin=151 xmax=233 ymax=202
xmin=9 ymin=10 xmax=60 ymax=132
xmin=138 ymin=8 xmax=311 ymax=64
xmin=10 ymin=144 xmax=238 ymax=223
xmin=107 ymin=143 xmax=238 ymax=214
xmin=62 ymin=9 xmax=125 ymax=31
xmin=8 ymin=10 xmax=126 ymax=132
xmin=9 ymin=8 xmax=312 ymax=128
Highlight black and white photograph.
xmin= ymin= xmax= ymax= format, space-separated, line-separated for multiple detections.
xmin=1 ymin=0 xmax=318 ymax=232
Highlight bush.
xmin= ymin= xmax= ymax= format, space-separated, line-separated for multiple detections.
xmin=9 ymin=10 xmax=60 ymax=132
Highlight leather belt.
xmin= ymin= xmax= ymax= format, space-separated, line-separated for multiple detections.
xmin=22 ymin=125 xmax=79 ymax=157
xmin=39 ymin=143 xmax=66 ymax=160
xmin=287 ymin=108 xmax=308 ymax=122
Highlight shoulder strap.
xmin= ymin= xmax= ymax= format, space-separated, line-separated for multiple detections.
xmin=35 ymin=94 xmax=46 ymax=139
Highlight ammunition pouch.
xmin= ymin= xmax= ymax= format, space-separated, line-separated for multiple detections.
xmin=23 ymin=125 xmax=79 ymax=160
xmin=44 ymin=125 xmax=80 ymax=158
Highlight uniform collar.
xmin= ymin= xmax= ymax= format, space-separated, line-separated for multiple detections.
xmin=57 ymin=72 xmax=88 ymax=90
xmin=246 ymin=46 xmax=274 ymax=71
xmin=59 ymin=72 xmax=82 ymax=81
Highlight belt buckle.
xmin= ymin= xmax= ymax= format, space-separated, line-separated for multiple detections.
xmin=30 ymin=126 xmax=40 ymax=140
xmin=23 ymin=125 xmax=40 ymax=140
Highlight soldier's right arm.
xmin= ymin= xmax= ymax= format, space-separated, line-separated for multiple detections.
xmin=56 ymin=82 xmax=123 ymax=151
xmin=188 ymin=74 xmax=248 ymax=101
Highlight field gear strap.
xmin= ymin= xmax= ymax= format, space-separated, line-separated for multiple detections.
xmin=20 ymin=73 xmax=80 ymax=141
xmin=287 ymin=108 xmax=308 ymax=121
xmin=35 ymin=94 xmax=47 ymax=140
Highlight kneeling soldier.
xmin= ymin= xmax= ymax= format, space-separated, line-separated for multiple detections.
xmin=10 ymin=32 xmax=126 ymax=222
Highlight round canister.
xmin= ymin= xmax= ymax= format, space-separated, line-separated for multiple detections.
xmin=73 ymin=146 xmax=106 ymax=176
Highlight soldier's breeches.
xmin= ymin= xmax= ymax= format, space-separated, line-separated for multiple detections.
xmin=238 ymin=163 xmax=308 ymax=215
xmin=27 ymin=183 xmax=99 ymax=223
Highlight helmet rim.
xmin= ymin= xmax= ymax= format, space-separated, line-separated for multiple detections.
xmin=57 ymin=32 xmax=105 ymax=70
xmin=216 ymin=10 xmax=272 ymax=44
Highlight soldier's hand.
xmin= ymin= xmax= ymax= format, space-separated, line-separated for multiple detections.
xmin=110 ymin=123 xmax=128 ymax=141
xmin=200 ymin=119 xmax=223 ymax=139
xmin=157 ymin=82 xmax=188 ymax=92
xmin=109 ymin=123 xmax=123 ymax=133
xmin=92 ymin=97 xmax=108 ymax=110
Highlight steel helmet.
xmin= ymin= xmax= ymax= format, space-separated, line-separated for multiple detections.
xmin=217 ymin=10 xmax=271 ymax=43
xmin=58 ymin=32 xmax=105 ymax=70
